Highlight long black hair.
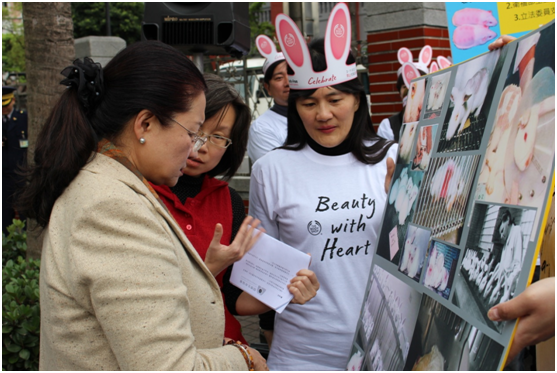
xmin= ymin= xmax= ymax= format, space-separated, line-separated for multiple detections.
xmin=282 ymin=38 xmax=395 ymax=164
xmin=202 ymin=74 xmax=251 ymax=180
xmin=17 ymin=41 xmax=207 ymax=227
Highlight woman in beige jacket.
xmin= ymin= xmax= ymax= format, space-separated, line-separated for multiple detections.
xmin=17 ymin=41 xmax=269 ymax=370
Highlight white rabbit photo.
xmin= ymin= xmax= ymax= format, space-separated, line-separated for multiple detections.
xmin=423 ymin=72 xmax=451 ymax=120
xmin=438 ymin=48 xmax=501 ymax=153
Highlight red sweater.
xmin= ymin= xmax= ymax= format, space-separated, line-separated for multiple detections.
xmin=152 ymin=176 xmax=247 ymax=344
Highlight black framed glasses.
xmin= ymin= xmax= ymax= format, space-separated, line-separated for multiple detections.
xmin=169 ymin=118 xmax=207 ymax=152
xmin=198 ymin=130 xmax=233 ymax=149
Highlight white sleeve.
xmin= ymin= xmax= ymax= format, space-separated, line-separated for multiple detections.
xmin=247 ymin=117 xmax=285 ymax=163
xmin=248 ymin=160 xmax=280 ymax=239
xmin=377 ymin=118 xmax=395 ymax=141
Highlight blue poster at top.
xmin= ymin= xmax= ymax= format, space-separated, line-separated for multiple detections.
xmin=445 ymin=2 xmax=536 ymax=64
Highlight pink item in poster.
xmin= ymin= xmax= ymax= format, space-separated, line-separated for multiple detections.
xmin=453 ymin=25 xmax=497 ymax=50
xmin=452 ymin=8 xmax=498 ymax=27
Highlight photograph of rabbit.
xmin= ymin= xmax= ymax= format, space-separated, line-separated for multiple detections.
xmin=423 ymin=72 xmax=451 ymax=120
xmin=398 ymin=225 xmax=431 ymax=282
xmin=421 ymin=240 xmax=460 ymax=300
xmin=404 ymin=295 xmax=504 ymax=371
xmin=346 ymin=345 xmax=365 ymax=371
xmin=357 ymin=265 xmax=422 ymax=371
xmin=397 ymin=122 xmax=418 ymax=165
xmin=412 ymin=155 xmax=481 ymax=245
xmin=475 ymin=25 xmax=555 ymax=232
xmin=377 ymin=164 xmax=424 ymax=264
xmin=437 ymin=48 xmax=503 ymax=153
xmin=451 ymin=204 xmax=536 ymax=333
xmin=412 ymin=124 xmax=437 ymax=171
xmin=403 ymin=78 xmax=426 ymax=124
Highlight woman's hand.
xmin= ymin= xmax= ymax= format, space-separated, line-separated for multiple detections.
xmin=205 ymin=216 xmax=264 ymax=277
xmin=288 ymin=268 xmax=320 ymax=304
xmin=247 ymin=346 xmax=268 ymax=371
xmin=488 ymin=35 xmax=517 ymax=51
xmin=487 ymin=277 xmax=555 ymax=363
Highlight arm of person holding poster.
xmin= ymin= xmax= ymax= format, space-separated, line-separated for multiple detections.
xmin=488 ymin=277 xmax=555 ymax=362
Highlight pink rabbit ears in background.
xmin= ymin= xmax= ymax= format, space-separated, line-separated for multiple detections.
xmin=275 ymin=2 xmax=357 ymax=90
xmin=255 ymin=35 xmax=285 ymax=74
xmin=397 ymin=46 xmax=452 ymax=77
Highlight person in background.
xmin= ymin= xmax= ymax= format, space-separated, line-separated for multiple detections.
xmin=247 ymin=36 xmax=289 ymax=163
xmin=377 ymin=46 xmax=432 ymax=141
xmin=16 ymin=42 xmax=269 ymax=370
xmin=151 ymin=74 xmax=319 ymax=345
xmin=2 ymin=86 xmax=28 ymax=233
xmin=249 ymin=5 xmax=397 ymax=369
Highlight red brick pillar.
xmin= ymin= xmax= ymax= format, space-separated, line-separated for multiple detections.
xmin=367 ymin=26 xmax=451 ymax=128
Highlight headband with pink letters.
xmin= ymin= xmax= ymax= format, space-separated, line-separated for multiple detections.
xmin=275 ymin=3 xmax=357 ymax=90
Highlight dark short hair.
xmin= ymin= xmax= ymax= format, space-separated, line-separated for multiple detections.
xmin=283 ymin=38 xmax=395 ymax=165
xmin=18 ymin=41 xmax=207 ymax=227
xmin=263 ymin=60 xmax=285 ymax=85
xmin=203 ymin=74 xmax=251 ymax=180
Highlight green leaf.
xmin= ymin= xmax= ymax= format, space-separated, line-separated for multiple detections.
xmin=5 ymin=284 xmax=15 ymax=294
xmin=2 ymin=325 xmax=13 ymax=334
xmin=19 ymin=348 xmax=30 ymax=360
xmin=8 ymin=354 xmax=19 ymax=364
xmin=5 ymin=343 xmax=21 ymax=353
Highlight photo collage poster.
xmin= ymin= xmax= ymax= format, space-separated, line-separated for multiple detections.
xmin=347 ymin=21 xmax=555 ymax=371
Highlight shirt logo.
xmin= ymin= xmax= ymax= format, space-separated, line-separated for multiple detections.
xmin=307 ymin=220 xmax=322 ymax=236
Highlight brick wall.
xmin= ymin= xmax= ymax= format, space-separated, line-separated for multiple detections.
xmin=367 ymin=26 xmax=451 ymax=127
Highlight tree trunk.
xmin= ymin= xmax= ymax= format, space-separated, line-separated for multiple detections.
xmin=22 ymin=2 xmax=75 ymax=259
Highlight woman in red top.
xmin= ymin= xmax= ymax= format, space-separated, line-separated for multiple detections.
xmin=152 ymin=74 xmax=319 ymax=344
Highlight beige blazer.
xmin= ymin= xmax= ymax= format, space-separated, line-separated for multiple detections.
xmin=39 ymin=154 xmax=247 ymax=370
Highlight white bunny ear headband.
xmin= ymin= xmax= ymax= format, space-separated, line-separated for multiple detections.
xmin=275 ymin=2 xmax=357 ymax=90
xmin=397 ymin=45 xmax=432 ymax=77
xmin=255 ymin=35 xmax=285 ymax=74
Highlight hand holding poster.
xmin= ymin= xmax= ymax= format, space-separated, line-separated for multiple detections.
xmin=349 ymin=20 xmax=554 ymax=371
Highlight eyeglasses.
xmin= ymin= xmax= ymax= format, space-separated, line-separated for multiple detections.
xmin=197 ymin=130 xmax=233 ymax=149
xmin=169 ymin=118 xmax=207 ymax=152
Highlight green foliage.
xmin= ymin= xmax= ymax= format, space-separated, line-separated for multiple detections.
xmin=2 ymin=221 xmax=40 ymax=371
xmin=2 ymin=219 xmax=27 ymax=267
xmin=248 ymin=2 xmax=276 ymax=57
xmin=2 ymin=3 xmax=26 ymax=73
xmin=71 ymin=2 xmax=144 ymax=45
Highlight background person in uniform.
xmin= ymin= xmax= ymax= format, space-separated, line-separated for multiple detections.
xmin=2 ymin=86 xmax=28 ymax=233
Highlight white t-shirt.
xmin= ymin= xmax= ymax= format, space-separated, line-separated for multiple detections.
xmin=377 ymin=117 xmax=395 ymax=141
xmin=249 ymin=143 xmax=398 ymax=370
xmin=247 ymin=109 xmax=288 ymax=163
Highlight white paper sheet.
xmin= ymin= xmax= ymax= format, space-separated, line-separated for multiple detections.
xmin=230 ymin=231 xmax=311 ymax=313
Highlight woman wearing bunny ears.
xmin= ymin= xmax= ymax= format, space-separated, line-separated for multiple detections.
xmin=377 ymin=47 xmax=452 ymax=141
xmin=247 ymin=35 xmax=290 ymax=163
xmin=249 ymin=4 xmax=397 ymax=370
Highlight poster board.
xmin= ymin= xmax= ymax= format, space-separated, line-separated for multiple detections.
xmin=347 ymin=21 xmax=554 ymax=371
xmin=445 ymin=2 xmax=555 ymax=64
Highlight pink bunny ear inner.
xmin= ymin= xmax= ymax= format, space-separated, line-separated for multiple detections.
xmin=398 ymin=47 xmax=413 ymax=65
xmin=329 ymin=6 xmax=349 ymax=60
xmin=257 ymin=36 xmax=273 ymax=56
xmin=437 ymin=56 xmax=452 ymax=69
xmin=278 ymin=19 xmax=304 ymax=67
xmin=419 ymin=45 xmax=432 ymax=66
xmin=430 ymin=61 xmax=439 ymax=73
xmin=402 ymin=62 xmax=420 ymax=88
